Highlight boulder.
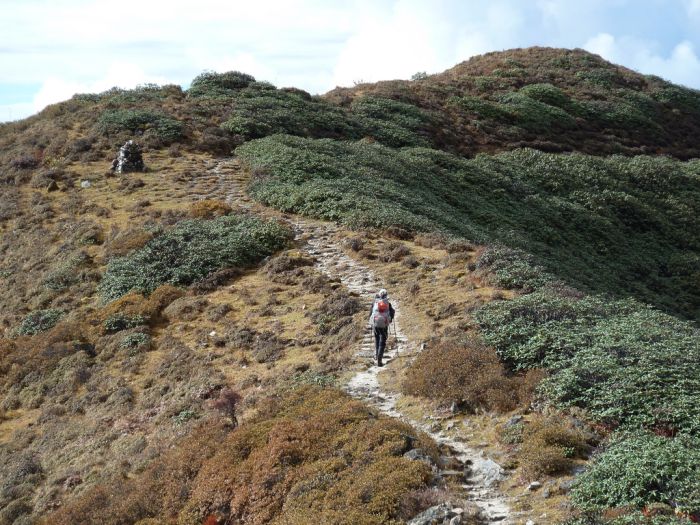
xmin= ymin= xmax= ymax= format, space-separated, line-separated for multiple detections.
xmin=474 ymin=457 xmax=505 ymax=486
xmin=403 ymin=448 xmax=435 ymax=466
xmin=408 ymin=503 xmax=453 ymax=525
xmin=111 ymin=140 xmax=145 ymax=173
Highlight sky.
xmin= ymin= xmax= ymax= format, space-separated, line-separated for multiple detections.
xmin=2 ymin=0 xmax=700 ymax=122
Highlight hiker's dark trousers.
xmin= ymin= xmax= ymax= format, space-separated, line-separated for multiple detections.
xmin=374 ymin=327 xmax=388 ymax=362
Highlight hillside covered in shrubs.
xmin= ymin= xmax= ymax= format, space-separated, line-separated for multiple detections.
xmin=0 ymin=46 xmax=699 ymax=524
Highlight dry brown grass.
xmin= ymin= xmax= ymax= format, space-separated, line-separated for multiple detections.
xmin=518 ymin=415 xmax=589 ymax=479
xmin=98 ymin=285 xmax=184 ymax=326
xmin=46 ymin=387 xmax=437 ymax=525
xmin=189 ymin=199 xmax=232 ymax=219
xmin=402 ymin=336 xmax=539 ymax=413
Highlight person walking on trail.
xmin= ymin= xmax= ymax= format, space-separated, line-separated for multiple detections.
xmin=369 ymin=288 xmax=395 ymax=367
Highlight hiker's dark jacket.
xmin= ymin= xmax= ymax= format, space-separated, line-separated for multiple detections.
xmin=368 ymin=300 xmax=395 ymax=323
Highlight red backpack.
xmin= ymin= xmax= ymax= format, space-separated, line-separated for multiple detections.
xmin=372 ymin=300 xmax=390 ymax=328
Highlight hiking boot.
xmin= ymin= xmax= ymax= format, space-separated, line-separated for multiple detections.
xmin=377 ymin=359 xmax=383 ymax=367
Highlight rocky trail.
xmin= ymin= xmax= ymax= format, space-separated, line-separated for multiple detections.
xmin=198 ymin=158 xmax=513 ymax=524
xmin=301 ymin=221 xmax=512 ymax=525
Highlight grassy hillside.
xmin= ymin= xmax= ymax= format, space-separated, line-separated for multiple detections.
xmin=1 ymin=47 xmax=699 ymax=524
xmin=327 ymin=47 xmax=700 ymax=159
xmin=238 ymin=136 xmax=700 ymax=321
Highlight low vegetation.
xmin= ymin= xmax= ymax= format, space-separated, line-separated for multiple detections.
xmin=15 ymin=309 xmax=64 ymax=336
xmin=239 ymin=136 xmax=700 ymax=321
xmin=476 ymin=286 xmax=700 ymax=516
xmin=570 ymin=431 xmax=700 ymax=516
xmin=46 ymin=387 xmax=437 ymax=525
xmin=2 ymin=47 xmax=700 ymax=524
xmin=401 ymin=335 xmax=542 ymax=413
xmin=99 ymin=215 xmax=291 ymax=301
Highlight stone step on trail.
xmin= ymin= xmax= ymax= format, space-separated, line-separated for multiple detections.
xmin=295 ymin=219 xmax=512 ymax=525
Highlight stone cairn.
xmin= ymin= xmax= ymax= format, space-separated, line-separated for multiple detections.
xmin=111 ymin=140 xmax=145 ymax=173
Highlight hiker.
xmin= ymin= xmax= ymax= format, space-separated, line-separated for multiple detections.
xmin=369 ymin=288 xmax=395 ymax=367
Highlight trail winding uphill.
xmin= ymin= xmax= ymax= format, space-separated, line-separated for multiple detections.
xmin=299 ymin=220 xmax=512 ymax=524
xmin=198 ymin=157 xmax=513 ymax=524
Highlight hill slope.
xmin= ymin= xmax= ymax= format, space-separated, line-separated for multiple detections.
xmin=0 ymin=48 xmax=699 ymax=525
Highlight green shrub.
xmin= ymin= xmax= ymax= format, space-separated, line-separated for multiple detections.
xmin=96 ymin=110 xmax=183 ymax=143
xmin=187 ymin=71 xmax=256 ymax=98
xmin=452 ymin=95 xmax=513 ymax=122
xmin=571 ymin=431 xmax=700 ymax=515
xmin=476 ymin=293 xmax=700 ymax=434
xmin=220 ymin=86 xmax=353 ymax=140
xmin=239 ymin=137 xmax=700 ymax=320
xmin=349 ymin=96 xmax=433 ymax=147
xmin=99 ymin=215 xmax=290 ymax=302
xmin=42 ymin=252 xmax=91 ymax=291
xmin=16 ymin=309 xmax=63 ymax=336
xmin=519 ymin=83 xmax=573 ymax=109
xmin=120 ymin=333 xmax=151 ymax=352
xmin=563 ymin=513 xmax=691 ymax=525
xmin=499 ymin=92 xmax=577 ymax=132
xmin=652 ymin=85 xmax=700 ymax=113
xmin=104 ymin=313 xmax=147 ymax=333
xmin=575 ymin=69 xmax=619 ymax=87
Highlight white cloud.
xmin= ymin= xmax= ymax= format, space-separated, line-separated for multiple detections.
xmin=331 ymin=0 xmax=528 ymax=87
xmin=584 ymin=33 xmax=700 ymax=88
xmin=0 ymin=102 xmax=34 ymax=124
xmin=32 ymin=63 xmax=169 ymax=112
xmin=688 ymin=0 xmax=700 ymax=16
xmin=3 ymin=1 xmax=700 ymax=121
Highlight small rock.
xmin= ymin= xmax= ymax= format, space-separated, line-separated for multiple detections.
xmin=475 ymin=458 xmax=504 ymax=486
xmin=542 ymin=488 xmax=551 ymax=498
xmin=526 ymin=520 xmax=536 ymax=525
xmin=404 ymin=448 xmax=434 ymax=465
xmin=528 ymin=481 xmax=542 ymax=491
xmin=408 ymin=503 xmax=452 ymax=525
xmin=446 ymin=421 xmax=456 ymax=430
xmin=558 ymin=479 xmax=575 ymax=493
xmin=209 ymin=330 xmax=217 ymax=337
xmin=449 ymin=516 xmax=462 ymax=525
xmin=80 ymin=179 xmax=91 ymax=188
xmin=47 ymin=180 xmax=59 ymax=192
xmin=505 ymin=415 xmax=523 ymax=427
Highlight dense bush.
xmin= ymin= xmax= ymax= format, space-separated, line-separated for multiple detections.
xmin=518 ymin=415 xmax=589 ymax=478
xmin=239 ymin=137 xmax=700 ymax=320
xmin=350 ymin=96 xmax=433 ymax=147
xmin=96 ymin=109 xmax=183 ymax=143
xmin=46 ymin=387 xmax=437 ymax=525
xmin=103 ymin=313 xmax=147 ymax=333
xmin=16 ymin=309 xmax=63 ymax=336
xmin=187 ymin=71 xmax=256 ymax=98
xmin=564 ymin=513 xmax=691 ymax=525
xmin=571 ymin=431 xmax=700 ymax=515
xmin=476 ymin=292 xmax=700 ymax=435
xmin=401 ymin=335 xmax=540 ymax=413
xmin=220 ymin=85 xmax=353 ymax=140
xmin=99 ymin=215 xmax=290 ymax=301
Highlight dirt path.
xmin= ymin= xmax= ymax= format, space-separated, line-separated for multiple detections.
xmin=199 ymin=158 xmax=512 ymax=524
xmin=298 ymin=219 xmax=512 ymax=524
